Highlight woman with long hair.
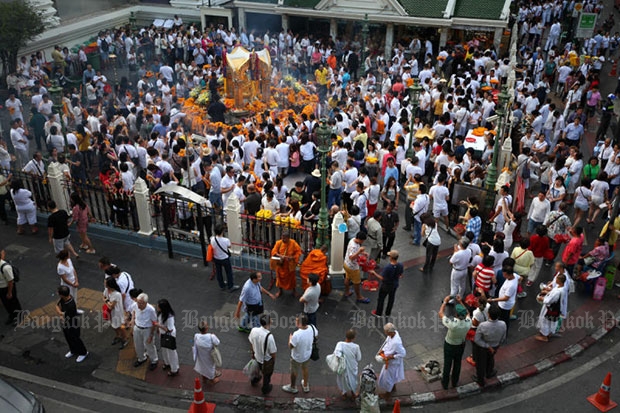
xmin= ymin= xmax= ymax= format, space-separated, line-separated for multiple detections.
xmin=104 ymin=277 xmax=128 ymax=348
xmin=70 ymin=192 xmax=95 ymax=254
xmin=155 ymin=299 xmax=179 ymax=376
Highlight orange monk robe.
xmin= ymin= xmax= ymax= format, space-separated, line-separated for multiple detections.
xmin=271 ymin=239 xmax=302 ymax=291
xmin=299 ymin=249 xmax=328 ymax=290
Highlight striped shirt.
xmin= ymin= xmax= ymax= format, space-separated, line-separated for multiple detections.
xmin=474 ymin=264 xmax=495 ymax=292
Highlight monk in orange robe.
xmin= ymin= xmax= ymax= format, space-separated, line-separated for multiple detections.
xmin=299 ymin=245 xmax=328 ymax=291
xmin=271 ymin=232 xmax=302 ymax=297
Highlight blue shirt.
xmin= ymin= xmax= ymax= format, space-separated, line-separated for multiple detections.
xmin=564 ymin=123 xmax=584 ymax=142
xmin=381 ymin=262 xmax=404 ymax=288
xmin=210 ymin=167 xmax=222 ymax=193
xmin=240 ymin=278 xmax=262 ymax=308
xmin=466 ymin=216 xmax=482 ymax=243
xmin=384 ymin=166 xmax=399 ymax=186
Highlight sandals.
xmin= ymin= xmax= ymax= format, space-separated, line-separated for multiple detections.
xmin=356 ymin=297 xmax=371 ymax=304
xmin=344 ymin=291 xmax=353 ymax=297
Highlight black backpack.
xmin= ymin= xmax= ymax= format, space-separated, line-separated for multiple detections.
xmin=1 ymin=262 xmax=20 ymax=283
xmin=101 ymin=38 xmax=109 ymax=53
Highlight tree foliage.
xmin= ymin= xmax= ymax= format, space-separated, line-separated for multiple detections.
xmin=0 ymin=1 xmax=46 ymax=85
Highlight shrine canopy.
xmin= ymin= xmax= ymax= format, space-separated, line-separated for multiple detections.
xmin=226 ymin=46 xmax=271 ymax=73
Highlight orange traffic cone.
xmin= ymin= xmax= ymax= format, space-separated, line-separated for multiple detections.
xmin=611 ymin=60 xmax=618 ymax=77
xmin=588 ymin=373 xmax=618 ymax=412
xmin=188 ymin=377 xmax=208 ymax=413
xmin=393 ymin=399 xmax=401 ymax=413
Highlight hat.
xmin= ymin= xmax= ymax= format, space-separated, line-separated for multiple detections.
xmin=311 ymin=169 xmax=321 ymax=178
xmin=455 ymin=304 xmax=468 ymax=317
xmin=609 ymin=94 xmax=616 ymax=100
xmin=387 ymin=250 xmax=399 ymax=259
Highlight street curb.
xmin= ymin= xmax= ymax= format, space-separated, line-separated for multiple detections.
xmin=407 ymin=308 xmax=620 ymax=407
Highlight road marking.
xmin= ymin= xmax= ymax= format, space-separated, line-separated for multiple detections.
xmin=453 ymin=340 xmax=620 ymax=413
xmin=0 ymin=366 xmax=188 ymax=413
xmin=36 ymin=395 xmax=94 ymax=412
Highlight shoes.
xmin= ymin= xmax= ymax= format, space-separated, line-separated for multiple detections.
xmin=535 ymin=334 xmax=549 ymax=342
xmin=167 ymin=370 xmax=179 ymax=377
xmin=402 ymin=227 xmax=411 ymax=231
xmin=76 ymin=353 xmax=88 ymax=363
xmin=65 ymin=351 xmax=74 ymax=358
xmin=282 ymin=384 xmax=298 ymax=394
xmin=510 ymin=314 xmax=518 ymax=320
xmin=262 ymin=384 xmax=273 ymax=395
xmin=517 ymin=291 xmax=527 ymax=298
xmin=487 ymin=370 xmax=497 ymax=378
xmin=526 ymin=281 xmax=534 ymax=287
xmin=111 ymin=337 xmax=121 ymax=345
xmin=120 ymin=340 xmax=129 ymax=349
xmin=301 ymin=379 xmax=310 ymax=393
xmin=356 ymin=298 xmax=371 ymax=304
xmin=228 ymin=285 xmax=240 ymax=292
xmin=466 ymin=356 xmax=476 ymax=367
xmin=162 ymin=364 xmax=170 ymax=370
xmin=85 ymin=249 xmax=96 ymax=254
xmin=371 ymin=310 xmax=381 ymax=317
xmin=149 ymin=362 xmax=158 ymax=371
xmin=134 ymin=359 xmax=147 ymax=368
xmin=76 ymin=309 xmax=85 ymax=315
xmin=471 ymin=375 xmax=484 ymax=386
xmin=238 ymin=326 xmax=251 ymax=333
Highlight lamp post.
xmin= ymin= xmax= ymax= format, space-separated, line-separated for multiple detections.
xmin=48 ymin=80 xmax=68 ymax=151
xmin=406 ymin=80 xmax=423 ymax=159
xmin=484 ymin=86 xmax=511 ymax=213
xmin=315 ymin=118 xmax=331 ymax=250
xmin=360 ymin=14 xmax=369 ymax=79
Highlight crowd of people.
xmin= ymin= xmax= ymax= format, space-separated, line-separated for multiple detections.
xmin=1 ymin=0 xmax=620 ymax=402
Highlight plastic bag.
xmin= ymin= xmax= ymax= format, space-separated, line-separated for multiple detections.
xmin=326 ymin=353 xmax=346 ymax=375
xmin=242 ymin=359 xmax=261 ymax=381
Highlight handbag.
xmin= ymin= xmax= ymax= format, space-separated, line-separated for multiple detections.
xmin=310 ymin=325 xmax=320 ymax=361
xmin=326 ymin=353 xmax=346 ymax=375
xmin=554 ymin=233 xmax=571 ymax=244
xmin=206 ymin=244 xmax=214 ymax=262
xmin=210 ymin=334 xmax=222 ymax=368
xmin=243 ymin=359 xmax=261 ymax=380
xmin=160 ymin=333 xmax=177 ymax=350
xmin=102 ymin=303 xmax=111 ymax=321
xmin=544 ymin=296 xmax=561 ymax=321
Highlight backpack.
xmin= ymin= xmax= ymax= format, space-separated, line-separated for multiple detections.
xmin=1 ymin=262 xmax=20 ymax=283
xmin=521 ymin=159 xmax=531 ymax=179
xmin=101 ymin=38 xmax=109 ymax=53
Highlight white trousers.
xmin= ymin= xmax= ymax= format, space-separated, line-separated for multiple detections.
xmin=450 ymin=269 xmax=468 ymax=297
xmin=161 ymin=347 xmax=179 ymax=373
xmin=133 ymin=326 xmax=158 ymax=363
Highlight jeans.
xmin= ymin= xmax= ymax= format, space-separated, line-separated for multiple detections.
xmin=305 ymin=311 xmax=317 ymax=326
xmin=413 ymin=220 xmax=422 ymax=245
xmin=214 ymin=258 xmax=234 ymax=289
xmin=241 ymin=310 xmax=260 ymax=330
xmin=527 ymin=219 xmax=542 ymax=234
xmin=375 ymin=284 xmax=397 ymax=316
xmin=442 ymin=341 xmax=465 ymax=388
xmin=327 ymin=187 xmax=342 ymax=209
xmin=209 ymin=191 xmax=223 ymax=210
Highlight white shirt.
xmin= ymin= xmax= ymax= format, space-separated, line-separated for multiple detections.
xmin=249 ymin=326 xmax=277 ymax=362
xmin=211 ymin=235 xmax=231 ymax=260
xmin=290 ymin=326 xmax=316 ymax=363
xmin=527 ymin=197 xmax=550 ymax=222
xmin=498 ymin=275 xmax=520 ymax=310
xmin=134 ymin=303 xmax=157 ymax=328
xmin=429 ymin=184 xmax=449 ymax=211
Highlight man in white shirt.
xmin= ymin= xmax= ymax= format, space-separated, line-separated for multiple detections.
xmin=131 ymin=293 xmax=159 ymax=370
xmin=488 ymin=263 xmax=520 ymax=335
xmin=249 ymin=314 xmax=277 ymax=394
xmin=429 ymin=174 xmax=450 ymax=230
xmin=221 ymin=166 xmax=236 ymax=206
xmin=527 ymin=191 xmax=550 ymax=235
xmin=10 ymin=118 xmax=29 ymax=169
xmin=282 ymin=314 xmax=317 ymax=394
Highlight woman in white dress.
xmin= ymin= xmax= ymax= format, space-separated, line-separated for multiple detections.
xmin=104 ymin=277 xmax=127 ymax=348
xmin=155 ymin=299 xmax=179 ymax=376
xmin=333 ymin=329 xmax=362 ymax=400
xmin=377 ymin=323 xmax=406 ymax=397
xmin=193 ymin=320 xmax=221 ymax=386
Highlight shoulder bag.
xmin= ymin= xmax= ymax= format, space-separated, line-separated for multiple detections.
xmin=261 ymin=332 xmax=275 ymax=375
xmin=310 ymin=325 xmax=320 ymax=361
xmin=160 ymin=332 xmax=177 ymax=350
xmin=210 ymin=333 xmax=222 ymax=368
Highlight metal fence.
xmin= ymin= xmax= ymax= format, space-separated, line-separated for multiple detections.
xmin=9 ymin=170 xmax=53 ymax=213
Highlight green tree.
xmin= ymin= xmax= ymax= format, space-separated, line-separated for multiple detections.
xmin=0 ymin=1 xmax=45 ymax=87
